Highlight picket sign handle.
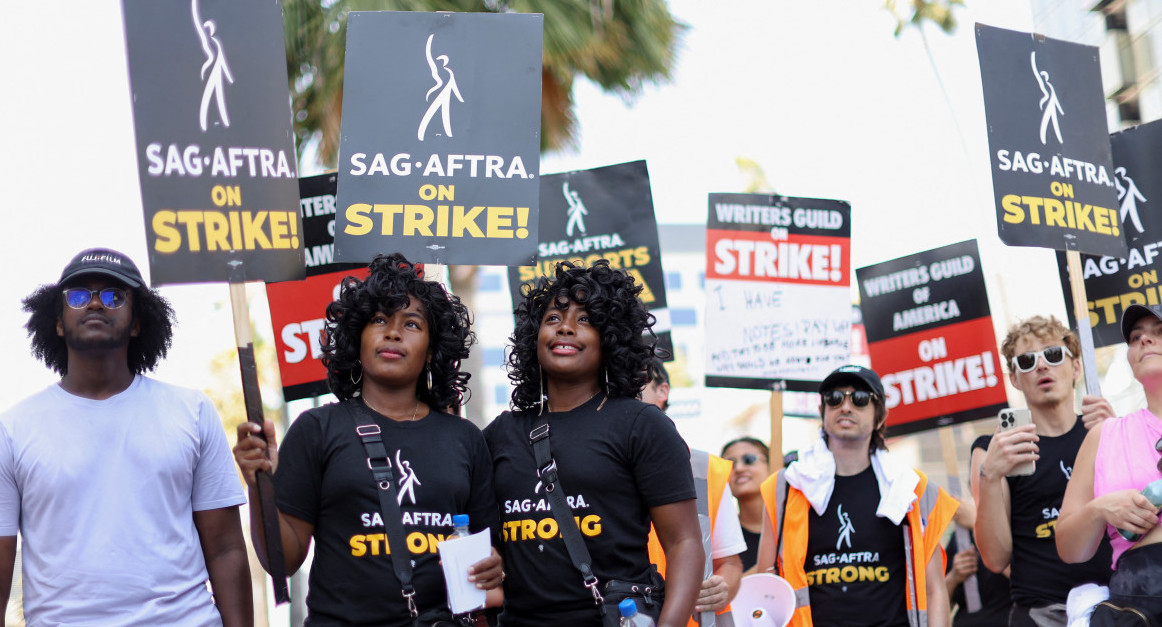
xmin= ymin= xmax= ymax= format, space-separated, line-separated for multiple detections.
xmin=769 ymin=380 xmax=786 ymax=464
xmin=1065 ymin=251 xmax=1102 ymax=397
xmin=939 ymin=427 xmax=981 ymax=613
xmin=228 ymin=282 xmax=291 ymax=605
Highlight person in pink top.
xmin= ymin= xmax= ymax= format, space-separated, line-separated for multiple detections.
xmin=1057 ymin=303 xmax=1162 ymax=622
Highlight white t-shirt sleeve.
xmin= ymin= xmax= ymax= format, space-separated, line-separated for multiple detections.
xmin=191 ymin=394 xmax=246 ymax=511
xmin=0 ymin=423 xmax=17 ymax=535
xmin=711 ymin=481 xmax=747 ymax=559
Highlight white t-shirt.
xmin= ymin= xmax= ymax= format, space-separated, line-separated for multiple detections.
xmin=712 ymin=477 xmax=748 ymax=559
xmin=0 ymin=375 xmax=245 ymax=626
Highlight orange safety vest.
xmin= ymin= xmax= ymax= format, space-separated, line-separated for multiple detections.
xmin=648 ymin=450 xmax=735 ymax=627
xmin=759 ymin=467 xmax=957 ymax=627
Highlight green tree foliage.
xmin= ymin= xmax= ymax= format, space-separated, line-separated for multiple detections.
xmin=884 ymin=0 xmax=965 ymax=37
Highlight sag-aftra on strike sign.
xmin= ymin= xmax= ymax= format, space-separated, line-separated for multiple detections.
xmin=333 ymin=11 xmax=543 ymax=266
xmin=976 ymin=24 xmax=1125 ymax=259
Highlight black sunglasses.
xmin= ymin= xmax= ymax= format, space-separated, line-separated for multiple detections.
xmin=726 ymin=453 xmax=767 ymax=467
xmin=1156 ymin=437 xmax=1162 ymax=474
xmin=63 ymin=287 xmax=128 ymax=310
xmin=1011 ymin=345 xmax=1072 ymax=373
xmin=822 ymin=389 xmax=876 ymax=408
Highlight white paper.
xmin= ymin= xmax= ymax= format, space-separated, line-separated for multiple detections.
xmin=438 ymin=530 xmax=490 ymax=614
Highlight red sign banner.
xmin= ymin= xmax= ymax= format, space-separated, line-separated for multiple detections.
xmin=267 ymin=268 xmax=368 ymax=401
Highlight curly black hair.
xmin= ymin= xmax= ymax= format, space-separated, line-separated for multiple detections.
xmin=22 ymin=281 xmax=176 ymax=376
xmin=322 ymin=253 xmax=473 ymax=408
xmin=507 ymin=260 xmax=656 ymax=412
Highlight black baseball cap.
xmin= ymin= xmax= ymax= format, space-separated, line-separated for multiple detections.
xmin=58 ymin=248 xmax=144 ymax=288
xmin=1121 ymin=304 xmax=1162 ymax=343
xmin=819 ymin=364 xmax=885 ymax=398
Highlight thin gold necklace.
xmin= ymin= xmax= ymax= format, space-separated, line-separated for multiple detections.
xmin=547 ymin=390 xmax=605 ymax=413
xmin=364 ymin=396 xmax=421 ymax=421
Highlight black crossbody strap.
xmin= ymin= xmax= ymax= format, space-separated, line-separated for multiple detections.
xmin=345 ymin=400 xmax=418 ymax=617
xmin=529 ymin=416 xmax=605 ymax=613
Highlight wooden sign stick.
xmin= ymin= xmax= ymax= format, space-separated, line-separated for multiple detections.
xmin=769 ymin=380 xmax=786 ymax=463
xmin=1066 ymin=251 xmax=1102 ymax=396
xmin=229 ymin=282 xmax=290 ymax=605
xmin=940 ymin=426 xmax=981 ymax=613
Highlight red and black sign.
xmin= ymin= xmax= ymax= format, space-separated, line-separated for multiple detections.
xmin=704 ymin=194 xmax=852 ymax=392
xmin=1058 ymin=119 xmax=1162 ymax=347
xmin=857 ymin=240 xmax=1007 ymax=435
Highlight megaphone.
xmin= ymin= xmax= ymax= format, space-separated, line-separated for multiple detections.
xmin=730 ymin=573 xmax=796 ymax=627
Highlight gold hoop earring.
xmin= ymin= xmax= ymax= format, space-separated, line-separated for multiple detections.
xmin=426 ymin=365 xmax=434 ymax=392
xmin=351 ymin=366 xmax=362 ymax=386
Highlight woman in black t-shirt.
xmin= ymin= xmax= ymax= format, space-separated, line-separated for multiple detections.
xmin=234 ymin=253 xmax=503 ymax=626
xmin=486 ymin=260 xmax=702 ymax=627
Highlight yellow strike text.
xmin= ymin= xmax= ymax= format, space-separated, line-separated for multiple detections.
xmin=152 ymin=210 xmax=300 ymax=253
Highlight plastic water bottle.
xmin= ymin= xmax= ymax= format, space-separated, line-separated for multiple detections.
xmin=451 ymin=514 xmax=471 ymax=539
xmin=618 ymin=598 xmax=655 ymax=627
xmin=1118 ymin=478 xmax=1162 ymax=541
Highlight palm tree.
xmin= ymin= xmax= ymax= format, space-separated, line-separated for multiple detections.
xmin=284 ymin=0 xmax=685 ymax=169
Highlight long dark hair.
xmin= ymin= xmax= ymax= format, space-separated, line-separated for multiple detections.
xmin=507 ymin=260 xmax=656 ymax=412
xmin=322 ymin=253 xmax=473 ymax=408
xmin=23 ymin=282 xmax=175 ymax=376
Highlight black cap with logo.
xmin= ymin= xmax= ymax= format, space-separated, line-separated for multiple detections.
xmin=58 ymin=248 xmax=144 ymax=288
xmin=819 ymin=364 xmax=885 ymax=398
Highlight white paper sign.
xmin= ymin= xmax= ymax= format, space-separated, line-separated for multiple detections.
xmin=438 ymin=530 xmax=490 ymax=614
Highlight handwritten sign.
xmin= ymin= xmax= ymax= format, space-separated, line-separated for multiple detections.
xmin=704 ymin=194 xmax=852 ymax=391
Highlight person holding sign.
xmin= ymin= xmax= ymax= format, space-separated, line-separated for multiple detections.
xmin=485 ymin=260 xmax=703 ymax=627
xmin=234 ymin=253 xmax=503 ymax=626
xmin=755 ymin=365 xmax=958 ymax=627
xmin=1056 ymin=304 xmax=1162 ymax=623
xmin=973 ymin=316 xmax=1113 ymax=627
xmin=0 ymin=248 xmax=252 ymax=626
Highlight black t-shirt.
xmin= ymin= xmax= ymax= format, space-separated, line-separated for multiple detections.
xmin=274 ymin=400 xmax=498 ymax=626
xmin=484 ymin=395 xmax=696 ymax=627
xmin=740 ymin=527 xmax=760 ymax=571
xmin=977 ymin=417 xmax=1112 ymax=607
xmin=803 ymin=466 xmax=908 ymax=627
xmin=945 ymin=531 xmax=1012 ymax=627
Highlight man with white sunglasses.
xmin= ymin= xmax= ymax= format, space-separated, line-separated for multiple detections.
xmin=974 ymin=315 xmax=1113 ymax=627
xmin=0 ymin=248 xmax=251 ymax=626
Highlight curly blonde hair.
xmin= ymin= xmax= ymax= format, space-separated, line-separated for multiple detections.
xmin=1000 ymin=315 xmax=1079 ymax=369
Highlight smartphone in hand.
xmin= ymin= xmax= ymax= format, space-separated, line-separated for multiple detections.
xmin=998 ymin=408 xmax=1035 ymax=476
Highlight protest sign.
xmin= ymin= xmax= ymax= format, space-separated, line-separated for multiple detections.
xmin=295 ymin=173 xmax=365 ymax=278
xmin=333 ymin=11 xmax=543 ymax=266
xmin=976 ymin=24 xmax=1125 ymax=259
xmin=704 ymin=194 xmax=851 ymax=391
xmin=267 ymin=268 xmax=368 ymax=401
xmin=857 ymin=240 xmax=1007 ymax=436
xmin=122 ymin=0 xmax=303 ymax=285
xmin=1057 ymin=119 xmax=1162 ymax=347
xmin=507 ymin=161 xmax=672 ymax=354
xmin=267 ymin=174 xmax=367 ymax=401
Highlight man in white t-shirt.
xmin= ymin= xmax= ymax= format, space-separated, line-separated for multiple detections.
xmin=0 ymin=248 xmax=251 ymax=626
xmin=642 ymin=358 xmax=745 ymax=625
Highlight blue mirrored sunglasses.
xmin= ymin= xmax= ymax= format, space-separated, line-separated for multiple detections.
xmin=63 ymin=287 xmax=128 ymax=310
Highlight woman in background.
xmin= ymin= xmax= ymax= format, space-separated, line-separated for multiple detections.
xmin=721 ymin=437 xmax=772 ymax=573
